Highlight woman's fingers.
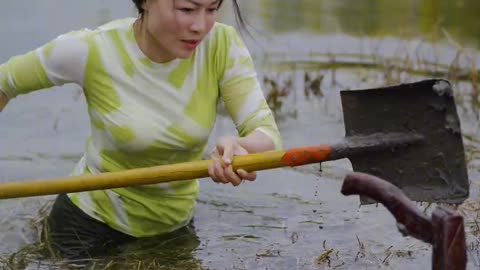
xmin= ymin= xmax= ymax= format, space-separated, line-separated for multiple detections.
xmin=216 ymin=136 xmax=237 ymax=165
xmin=237 ymin=169 xmax=257 ymax=181
xmin=208 ymin=162 xmax=219 ymax=183
xmin=214 ymin=158 xmax=242 ymax=186
xmin=209 ymin=157 xmax=227 ymax=184
xmin=209 ymin=137 xmax=258 ymax=186
xmin=224 ymin=165 xmax=242 ymax=186
xmin=213 ymin=157 xmax=230 ymax=184
xmin=208 ymin=159 xmax=221 ymax=183
xmin=209 ymin=159 xmax=247 ymax=186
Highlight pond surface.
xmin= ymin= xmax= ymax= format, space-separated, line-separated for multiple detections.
xmin=0 ymin=1 xmax=480 ymax=269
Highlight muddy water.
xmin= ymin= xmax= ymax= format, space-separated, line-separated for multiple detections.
xmin=1 ymin=1 xmax=480 ymax=269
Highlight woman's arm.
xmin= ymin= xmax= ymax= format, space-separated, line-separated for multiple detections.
xmin=237 ymin=129 xmax=275 ymax=153
xmin=208 ymin=25 xmax=282 ymax=186
xmin=217 ymin=25 xmax=282 ymax=150
xmin=0 ymin=29 xmax=89 ymax=100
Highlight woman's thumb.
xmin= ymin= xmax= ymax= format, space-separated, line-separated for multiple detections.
xmin=221 ymin=141 xmax=234 ymax=165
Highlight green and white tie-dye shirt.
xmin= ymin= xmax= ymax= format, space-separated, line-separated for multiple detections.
xmin=0 ymin=18 xmax=281 ymax=237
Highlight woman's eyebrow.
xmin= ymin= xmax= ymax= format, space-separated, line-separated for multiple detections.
xmin=185 ymin=0 xmax=220 ymax=7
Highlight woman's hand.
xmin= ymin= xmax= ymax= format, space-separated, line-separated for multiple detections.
xmin=208 ymin=136 xmax=257 ymax=186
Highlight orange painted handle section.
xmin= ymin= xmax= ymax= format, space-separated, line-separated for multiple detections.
xmin=281 ymin=145 xmax=332 ymax=166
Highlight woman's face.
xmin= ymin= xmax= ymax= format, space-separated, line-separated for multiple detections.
xmin=142 ymin=0 xmax=220 ymax=62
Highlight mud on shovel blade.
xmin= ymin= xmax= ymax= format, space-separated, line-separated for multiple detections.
xmin=340 ymin=79 xmax=469 ymax=204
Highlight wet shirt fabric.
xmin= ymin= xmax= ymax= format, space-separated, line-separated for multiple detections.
xmin=0 ymin=18 xmax=282 ymax=237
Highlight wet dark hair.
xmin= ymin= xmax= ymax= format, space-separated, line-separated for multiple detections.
xmin=132 ymin=0 xmax=247 ymax=30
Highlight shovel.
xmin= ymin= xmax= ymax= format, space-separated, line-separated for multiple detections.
xmin=0 ymin=79 xmax=469 ymax=203
xmin=340 ymin=79 xmax=468 ymax=204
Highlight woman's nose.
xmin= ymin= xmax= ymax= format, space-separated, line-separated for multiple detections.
xmin=189 ymin=12 xmax=208 ymax=33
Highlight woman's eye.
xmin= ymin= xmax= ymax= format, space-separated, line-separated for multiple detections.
xmin=179 ymin=8 xmax=194 ymax=13
xmin=207 ymin=8 xmax=218 ymax=13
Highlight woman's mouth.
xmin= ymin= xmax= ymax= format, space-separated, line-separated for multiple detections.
xmin=182 ymin=40 xmax=199 ymax=50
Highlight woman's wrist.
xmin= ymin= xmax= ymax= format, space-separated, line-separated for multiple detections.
xmin=237 ymin=130 xmax=275 ymax=154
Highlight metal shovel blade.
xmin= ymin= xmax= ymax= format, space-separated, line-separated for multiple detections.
xmin=340 ymin=79 xmax=469 ymax=204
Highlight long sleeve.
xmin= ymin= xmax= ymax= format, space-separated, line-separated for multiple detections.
xmin=0 ymin=29 xmax=90 ymax=99
xmin=218 ymin=26 xmax=282 ymax=150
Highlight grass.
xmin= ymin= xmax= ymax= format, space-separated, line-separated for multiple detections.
xmin=313 ymin=241 xmax=342 ymax=268
xmin=0 ymin=201 xmax=206 ymax=270
xmin=0 ymin=203 xmax=57 ymax=270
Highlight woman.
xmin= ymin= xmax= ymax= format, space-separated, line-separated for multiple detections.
xmin=0 ymin=0 xmax=281 ymax=259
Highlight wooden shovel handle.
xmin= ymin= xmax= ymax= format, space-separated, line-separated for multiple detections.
xmin=0 ymin=145 xmax=332 ymax=199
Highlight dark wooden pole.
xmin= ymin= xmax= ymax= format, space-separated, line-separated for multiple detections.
xmin=341 ymin=172 xmax=467 ymax=270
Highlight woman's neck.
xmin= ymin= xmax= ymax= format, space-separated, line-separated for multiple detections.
xmin=133 ymin=18 xmax=175 ymax=63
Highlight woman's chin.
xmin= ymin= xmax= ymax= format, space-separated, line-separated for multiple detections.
xmin=175 ymin=51 xmax=195 ymax=59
